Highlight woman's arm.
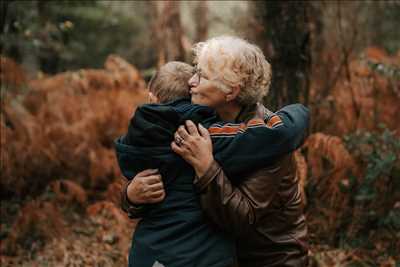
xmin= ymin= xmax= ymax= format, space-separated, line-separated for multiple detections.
xmin=193 ymin=159 xmax=285 ymax=236
xmin=171 ymin=119 xmax=298 ymax=236
xmin=120 ymin=169 xmax=166 ymax=219
xmin=172 ymin=104 xmax=309 ymax=180
xmin=170 ymin=121 xmax=278 ymax=235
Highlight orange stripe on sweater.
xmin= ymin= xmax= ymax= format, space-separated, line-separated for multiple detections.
xmin=208 ymin=115 xmax=282 ymax=136
xmin=266 ymin=115 xmax=282 ymax=128
xmin=208 ymin=126 xmax=241 ymax=135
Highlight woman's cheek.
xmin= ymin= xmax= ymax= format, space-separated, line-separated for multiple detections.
xmin=192 ymin=94 xmax=209 ymax=106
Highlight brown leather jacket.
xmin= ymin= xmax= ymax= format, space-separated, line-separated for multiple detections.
xmin=121 ymin=104 xmax=309 ymax=266
xmin=194 ymin=155 xmax=308 ymax=267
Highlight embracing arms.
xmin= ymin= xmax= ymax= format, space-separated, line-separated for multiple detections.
xmin=171 ymin=103 xmax=309 ymax=234
xmin=121 ymin=103 xmax=309 ymax=220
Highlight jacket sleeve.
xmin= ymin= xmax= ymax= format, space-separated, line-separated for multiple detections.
xmin=212 ymin=103 xmax=309 ymax=182
xmin=194 ymin=157 xmax=289 ymax=237
xmin=275 ymin=103 xmax=310 ymax=150
xmin=120 ymin=179 xmax=147 ymax=219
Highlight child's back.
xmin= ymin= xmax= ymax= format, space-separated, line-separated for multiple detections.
xmin=116 ymin=62 xmax=236 ymax=267
xmin=116 ymin=98 xmax=235 ymax=267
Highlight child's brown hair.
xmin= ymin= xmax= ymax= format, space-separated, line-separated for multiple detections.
xmin=148 ymin=61 xmax=193 ymax=103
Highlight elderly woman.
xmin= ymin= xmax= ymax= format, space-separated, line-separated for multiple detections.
xmin=123 ymin=36 xmax=308 ymax=267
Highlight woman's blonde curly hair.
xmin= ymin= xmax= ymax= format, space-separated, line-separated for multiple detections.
xmin=193 ymin=36 xmax=272 ymax=106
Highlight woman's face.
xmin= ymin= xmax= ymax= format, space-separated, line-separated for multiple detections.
xmin=188 ymin=67 xmax=228 ymax=108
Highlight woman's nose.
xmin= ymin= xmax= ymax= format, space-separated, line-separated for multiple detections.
xmin=188 ymin=74 xmax=199 ymax=87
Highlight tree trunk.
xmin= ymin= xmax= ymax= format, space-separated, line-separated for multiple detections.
xmin=259 ymin=2 xmax=312 ymax=110
xmin=148 ymin=1 xmax=185 ymax=68
xmin=1 ymin=1 xmax=22 ymax=62
xmin=37 ymin=1 xmax=60 ymax=74
xmin=0 ymin=0 xmax=10 ymax=36
xmin=194 ymin=0 xmax=208 ymax=42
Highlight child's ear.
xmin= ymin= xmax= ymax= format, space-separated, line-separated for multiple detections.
xmin=149 ymin=92 xmax=159 ymax=103
xmin=225 ymin=86 xmax=240 ymax=102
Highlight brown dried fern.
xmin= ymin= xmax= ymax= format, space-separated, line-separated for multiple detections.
xmin=304 ymin=133 xmax=359 ymax=237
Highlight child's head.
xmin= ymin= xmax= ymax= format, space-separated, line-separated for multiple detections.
xmin=148 ymin=61 xmax=194 ymax=103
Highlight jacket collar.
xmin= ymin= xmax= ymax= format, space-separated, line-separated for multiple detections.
xmin=234 ymin=103 xmax=258 ymax=123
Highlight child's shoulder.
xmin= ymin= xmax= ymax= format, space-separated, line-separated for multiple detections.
xmin=135 ymin=98 xmax=191 ymax=114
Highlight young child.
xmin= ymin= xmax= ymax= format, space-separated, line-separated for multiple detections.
xmin=115 ymin=62 xmax=309 ymax=267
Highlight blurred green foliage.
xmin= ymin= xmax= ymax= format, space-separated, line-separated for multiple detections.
xmin=2 ymin=1 xmax=399 ymax=76
xmin=366 ymin=60 xmax=400 ymax=80
xmin=361 ymin=1 xmax=400 ymax=55
xmin=1 ymin=1 xmax=156 ymax=73
xmin=343 ymin=126 xmax=400 ymax=252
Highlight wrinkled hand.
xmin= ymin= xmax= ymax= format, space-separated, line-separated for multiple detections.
xmin=127 ymin=169 xmax=165 ymax=204
xmin=171 ymin=120 xmax=213 ymax=178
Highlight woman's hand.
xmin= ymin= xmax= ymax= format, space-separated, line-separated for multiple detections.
xmin=171 ymin=120 xmax=214 ymax=178
xmin=127 ymin=169 xmax=165 ymax=204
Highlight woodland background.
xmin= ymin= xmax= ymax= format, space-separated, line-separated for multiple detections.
xmin=0 ymin=1 xmax=399 ymax=266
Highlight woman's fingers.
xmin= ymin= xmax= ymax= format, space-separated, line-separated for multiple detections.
xmin=175 ymin=125 xmax=190 ymax=145
xmin=198 ymin=123 xmax=210 ymax=138
xmin=173 ymin=139 xmax=194 ymax=154
xmin=149 ymin=190 xmax=166 ymax=203
xmin=127 ymin=172 xmax=164 ymax=204
xmin=171 ymin=141 xmax=196 ymax=164
xmin=149 ymin=182 xmax=164 ymax=191
xmin=174 ymin=132 xmax=186 ymax=146
xmin=144 ymin=174 xmax=162 ymax=185
xmin=150 ymin=189 xmax=164 ymax=198
xmin=136 ymin=168 xmax=159 ymax=177
xmin=172 ymin=141 xmax=184 ymax=154
xmin=149 ymin=188 xmax=165 ymax=200
xmin=185 ymin=120 xmax=200 ymax=136
xmin=175 ymin=121 xmax=202 ymax=146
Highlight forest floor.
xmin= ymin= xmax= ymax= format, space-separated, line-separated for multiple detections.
xmin=1 ymin=196 xmax=397 ymax=267
xmin=1 ymin=197 xmax=135 ymax=267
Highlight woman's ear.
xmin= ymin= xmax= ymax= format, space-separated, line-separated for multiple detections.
xmin=225 ymin=86 xmax=240 ymax=102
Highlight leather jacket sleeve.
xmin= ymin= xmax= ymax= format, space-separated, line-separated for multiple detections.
xmin=195 ymin=154 xmax=308 ymax=266
xmin=194 ymin=157 xmax=288 ymax=237
xmin=195 ymin=104 xmax=308 ymax=237
xmin=120 ymin=179 xmax=146 ymax=219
